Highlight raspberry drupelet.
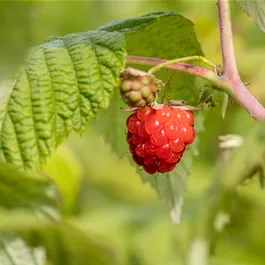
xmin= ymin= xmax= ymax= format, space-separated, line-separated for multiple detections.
xmin=126 ymin=105 xmax=195 ymax=174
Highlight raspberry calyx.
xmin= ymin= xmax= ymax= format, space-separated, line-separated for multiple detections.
xmin=126 ymin=105 xmax=195 ymax=174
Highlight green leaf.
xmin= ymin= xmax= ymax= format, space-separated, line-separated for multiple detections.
xmin=99 ymin=11 xmax=177 ymax=33
xmin=24 ymin=222 xmax=119 ymax=265
xmin=0 ymin=234 xmax=45 ymax=265
xmin=198 ymin=80 xmax=229 ymax=118
xmin=235 ymin=0 xmax=265 ymax=32
xmin=92 ymin=89 xmax=128 ymax=158
xmin=101 ymin=11 xmax=204 ymax=104
xmin=0 ymin=30 xmax=126 ymax=170
xmin=136 ymin=151 xmax=191 ymax=224
xmin=213 ymin=90 xmax=229 ymax=119
xmin=44 ymin=144 xmax=82 ymax=216
xmin=0 ymin=160 xmax=59 ymax=218
xmin=139 ymin=150 xmax=192 ymax=206
xmin=0 ymin=221 xmax=119 ymax=265
xmin=0 ymin=209 xmax=44 ymax=232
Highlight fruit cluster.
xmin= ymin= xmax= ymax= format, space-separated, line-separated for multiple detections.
xmin=126 ymin=105 xmax=195 ymax=174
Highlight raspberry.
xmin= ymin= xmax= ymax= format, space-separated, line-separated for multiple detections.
xmin=126 ymin=105 xmax=196 ymax=174
xmin=120 ymin=68 xmax=163 ymax=107
xmin=126 ymin=114 xmax=140 ymax=134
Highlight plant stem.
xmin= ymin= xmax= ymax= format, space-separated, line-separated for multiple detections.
xmin=216 ymin=0 xmax=265 ymax=119
xmin=147 ymin=56 xmax=220 ymax=75
xmin=127 ymin=55 xmax=219 ymax=85
xmin=217 ymin=0 xmax=239 ymax=82
xmin=126 ymin=54 xmax=265 ymax=119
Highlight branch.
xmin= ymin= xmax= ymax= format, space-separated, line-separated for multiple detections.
xmin=218 ymin=0 xmax=239 ymax=81
xmin=217 ymin=0 xmax=265 ymax=119
xmin=126 ymin=55 xmax=219 ymax=84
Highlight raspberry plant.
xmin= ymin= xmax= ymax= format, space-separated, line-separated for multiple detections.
xmin=0 ymin=0 xmax=265 ymax=264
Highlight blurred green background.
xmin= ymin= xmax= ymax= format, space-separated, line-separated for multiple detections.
xmin=1 ymin=1 xmax=265 ymax=264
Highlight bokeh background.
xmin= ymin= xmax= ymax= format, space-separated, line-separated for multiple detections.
xmin=1 ymin=1 xmax=265 ymax=264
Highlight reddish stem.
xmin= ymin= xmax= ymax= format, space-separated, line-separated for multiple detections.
xmin=126 ymin=56 xmax=218 ymax=83
xmin=217 ymin=0 xmax=265 ymax=119
xmin=218 ymin=0 xmax=239 ymax=82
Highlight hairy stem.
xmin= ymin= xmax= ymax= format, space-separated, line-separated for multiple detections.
xmin=216 ymin=0 xmax=265 ymax=119
xmin=218 ymin=0 xmax=239 ymax=81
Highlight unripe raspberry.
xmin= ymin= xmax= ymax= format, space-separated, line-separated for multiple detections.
xmin=120 ymin=68 xmax=163 ymax=107
xmin=125 ymin=105 xmax=196 ymax=174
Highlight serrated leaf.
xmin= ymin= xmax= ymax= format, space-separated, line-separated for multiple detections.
xmin=235 ymin=0 xmax=265 ymax=32
xmin=138 ymin=151 xmax=191 ymax=208
xmin=0 ymin=30 xmax=126 ymax=170
xmin=213 ymin=90 xmax=229 ymax=119
xmin=197 ymin=80 xmax=229 ymax=118
xmin=0 ymin=160 xmax=59 ymax=218
xmin=137 ymin=148 xmax=192 ymax=224
xmin=92 ymin=90 xmax=128 ymax=158
xmin=99 ymin=11 xmax=176 ymax=33
xmin=0 ymin=234 xmax=45 ymax=265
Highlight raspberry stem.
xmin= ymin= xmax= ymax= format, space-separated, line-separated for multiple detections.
xmin=147 ymin=56 xmax=221 ymax=76
xmin=126 ymin=54 xmax=265 ymax=120
xmin=217 ymin=0 xmax=239 ymax=83
xmin=126 ymin=55 xmax=220 ymax=85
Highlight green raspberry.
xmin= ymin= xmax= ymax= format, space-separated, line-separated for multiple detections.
xmin=120 ymin=68 xmax=163 ymax=107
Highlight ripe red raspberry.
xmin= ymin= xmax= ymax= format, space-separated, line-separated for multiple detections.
xmin=126 ymin=105 xmax=196 ymax=174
